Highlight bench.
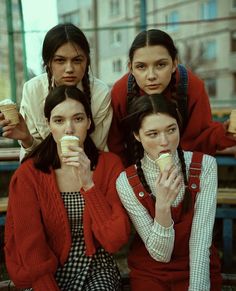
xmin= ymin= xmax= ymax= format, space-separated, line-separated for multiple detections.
xmin=215 ymin=188 xmax=236 ymax=271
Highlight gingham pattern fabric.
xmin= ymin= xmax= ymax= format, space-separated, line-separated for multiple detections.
xmin=116 ymin=151 xmax=218 ymax=291
xmin=24 ymin=191 xmax=121 ymax=291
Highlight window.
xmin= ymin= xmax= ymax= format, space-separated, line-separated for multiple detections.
xmin=168 ymin=11 xmax=179 ymax=31
xmin=110 ymin=30 xmax=121 ymax=46
xmin=204 ymin=78 xmax=216 ymax=98
xmin=112 ymin=59 xmax=122 ymax=73
xmin=110 ymin=0 xmax=120 ymax=16
xmin=202 ymin=40 xmax=217 ymax=60
xmin=201 ymin=0 xmax=217 ymax=20
xmin=231 ymin=31 xmax=236 ymax=52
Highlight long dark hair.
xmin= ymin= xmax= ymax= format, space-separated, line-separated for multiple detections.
xmin=42 ymin=23 xmax=92 ymax=105
xmin=124 ymin=93 xmax=192 ymax=213
xmin=127 ymin=29 xmax=178 ymax=118
xmin=23 ymin=86 xmax=99 ymax=173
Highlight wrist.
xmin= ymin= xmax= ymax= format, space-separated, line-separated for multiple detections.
xmin=21 ymin=134 xmax=34 ymax=149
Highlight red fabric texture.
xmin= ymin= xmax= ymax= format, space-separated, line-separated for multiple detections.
xmin=107 ymin=69 xmax=236 ymax=166
xmin=125 ymin=152 xmax=222 ymax=290
xmin=4 ymin=151 xmax=130 ymax=290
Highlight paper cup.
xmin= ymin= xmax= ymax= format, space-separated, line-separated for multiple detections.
xmin=60 ymin=136 xmax=80 ymax=154
xmin=0 ymin=104 xmax=19 ymax=125
xmin=155 ymin=153 xmax=173 ymax=172
xmin=228 ymin=109 xmax=236 ymax=133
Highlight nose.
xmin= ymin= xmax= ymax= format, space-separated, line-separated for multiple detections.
xmin=65 ymin=121 xmax=74 ymax=135
xmin=147 ymin=67 xmax=157 ymax=80
xmin=65 ymin=61 xmax=74 ymax=73
xmin=159 ymin=132 xmax=168 ymax=146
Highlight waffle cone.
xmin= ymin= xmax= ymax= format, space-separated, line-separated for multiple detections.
xmin=155 ymin=155 xmax=173 ymax=172
xmin=60 ymin=138 xmax=80 ymax=154
xmin=0 ymin=104 xmax=19 ymax=125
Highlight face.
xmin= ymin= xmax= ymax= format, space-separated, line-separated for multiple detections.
xmin=48 ymin=98 xmax=91 ymax=153
xmin=50 ymin=42 xmax=87 ymax=86
xmin=129 ymin=45 xmax=177 ymax=94
xmin=134 ymin=112 xmax=180 ymax=160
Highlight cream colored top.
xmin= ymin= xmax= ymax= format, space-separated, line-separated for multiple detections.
xmin=19 ymin=73 xmax=112 ymax=159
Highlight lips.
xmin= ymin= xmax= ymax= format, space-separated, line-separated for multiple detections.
xmin=63 ymin=77 xmax=76 ymax=82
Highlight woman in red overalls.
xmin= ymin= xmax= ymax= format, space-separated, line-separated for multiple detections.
xmin=116 ymin=93 xmax=222 ymax=290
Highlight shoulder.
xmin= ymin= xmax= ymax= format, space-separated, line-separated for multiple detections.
xmin=10 ymin=159 xmax=38 ymax=183
xmin=89 ymin=75 xmax=109 ymax=95
xmin=112 ymin=73 xmax=129 ymax=91
xmin=183 ymin=151 xmax=217 ymax=172
xmin=22 ymin=73 xmax=48 ymax=101
xmin=176 ymin=65 xmax=205 ymax=88
xmin=98 ymin=151 xmax=123 ymax=166
xmin=23 ymin=73 xmax=48 ymax=90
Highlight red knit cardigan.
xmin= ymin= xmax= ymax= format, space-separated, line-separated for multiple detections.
xmin=4 ymin=151 xmax=130 ymax=291
xmin=107 ymin=68 xmax=236 ymax=165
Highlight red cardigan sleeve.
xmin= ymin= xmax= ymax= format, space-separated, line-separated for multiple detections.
xmin=4 ymin=167 xmax=59 ymax=290
xmin=107 ymin=74 xmax=129 ymax=165
xmin=81 ymin=152 xmax=130 ymax=254
xmin=180 ymin=70 xmax=236 ymax=155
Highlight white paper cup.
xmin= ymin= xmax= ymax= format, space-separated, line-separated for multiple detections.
xmin=228 ymin=109 xmax=236 ymax=133
xmin=60 ymin=136 xmax=80 ymax=154
xmin=155 ymin=153 xmax=173 ymax=172
xmin=0 ymin=104 xmax=19 ymax=125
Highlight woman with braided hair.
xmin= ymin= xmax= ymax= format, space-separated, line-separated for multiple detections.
xmin=0 ymin=23 xmax=112 ymax=159
xmin=108 ymin=29 xmax=236 ymax=166
xmin=116 ymin=94 xmax=222 ymax=290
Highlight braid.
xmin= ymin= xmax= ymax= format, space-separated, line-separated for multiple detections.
xmin=133 ymin=139 xmax=152 ymax=194
xmin=169 ymin=71 xmax=177 ymax=103
xmin=127 ymin=76 xmax=141 ymax=114
xmin=46 ymin=66 xmax=53 ymax=92
xmin=177 ymin=146 xmax=192 ymax=213
xmin=82 ymin=69 xmax=92 ymax=106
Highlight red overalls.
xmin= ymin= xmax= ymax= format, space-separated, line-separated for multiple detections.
xmin=125 ymin=152 xmax=222 ymax=291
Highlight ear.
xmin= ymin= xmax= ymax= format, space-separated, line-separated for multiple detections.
xmin=172 ymin=59 xmax=178 ymax=73
xmin=128 ymin=62 xmax=132 ymax=72
xmin=87 ymin=118 xmax=91 ymax=130
xmin=133 ymin=131 xmax=141 ymax=142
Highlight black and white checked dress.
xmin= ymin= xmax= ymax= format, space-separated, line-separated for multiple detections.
xmin=24 ymin=191 xmax=121 ymax=291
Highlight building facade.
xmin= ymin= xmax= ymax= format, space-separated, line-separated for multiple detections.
xmin=57 ymin=0 xmax=236 ymax=105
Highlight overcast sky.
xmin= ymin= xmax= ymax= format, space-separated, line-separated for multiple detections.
xmin=22 ymin=0 xmax=58 ymax=75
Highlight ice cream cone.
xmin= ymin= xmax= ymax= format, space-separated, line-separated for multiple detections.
xmin=228 ymin=109 xmax=236 ymax=133
xmin=60 ymin=135 xmax=80 ymax=154
xmin=0 ymin=104 xmax=19 ymax=125
xmin=155 ymin=153 xmax=173 ymax=172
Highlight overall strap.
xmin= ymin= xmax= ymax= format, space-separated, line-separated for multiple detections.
xmin=188 ymin=151 xmax=204 ymax=195
xmin=177 ymin=64 xmax=188 ymax=130
xmin=125 ymin=165 xmax=155 ymax=218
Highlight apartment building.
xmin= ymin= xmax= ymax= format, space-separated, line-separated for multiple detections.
xmin=57 ymin=0 xmax=236 ymax=103
xmin=0 ymin=0 xmax=25 ymax=105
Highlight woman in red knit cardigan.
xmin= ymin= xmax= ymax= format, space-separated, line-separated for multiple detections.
xmin=107 ymin=29 xmax=236 ymax=166
xmin=4 ymin=85 xmax=130 ymax=291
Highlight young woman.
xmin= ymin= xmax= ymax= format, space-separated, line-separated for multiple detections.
xmin=116 ymin=94 xmax=222 ymax=290
xmin=108 ymin=29 xmax=236 ymax=166
xmin=4 ymin=86 xmax=130 ymax=291
xmin=0 ymin=23 xmax=112 ymax=158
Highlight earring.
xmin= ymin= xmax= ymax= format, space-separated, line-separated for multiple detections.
xmin=51 ymin=76 xmax=55 ymax=88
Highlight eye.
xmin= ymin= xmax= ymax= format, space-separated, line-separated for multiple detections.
xmin=135 ymin=63 xmax=146 ymax=69
xmin=54 ymin=118 xmax=63 ymax=124
xmin=157 ymin=62 xmax=167 ymax=68
xmin=167 ymin=127 xmax=177 ymax=134
xmin=54 ymin=58 xmax=64 ymax=64
xmin=73 ymin=57 xmax=84 ymax=64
